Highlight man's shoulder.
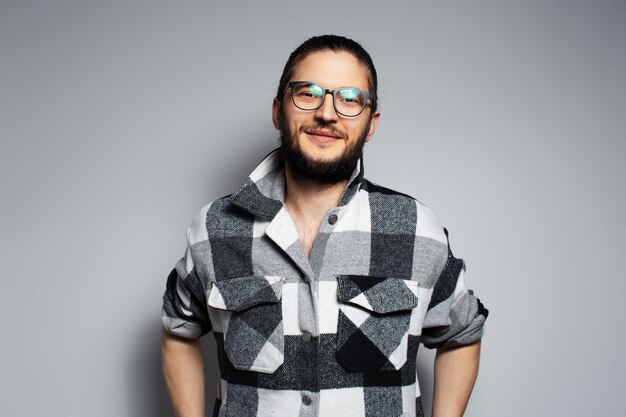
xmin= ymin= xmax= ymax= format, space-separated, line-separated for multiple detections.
xmin=186 ymin=194 xmax=244 ymax=243
xmin=361 ymin=179 xmax=416 ymax=201
xmin=360 ymin=179 xmax=446 ymax=243
xmin=190 ymin=194 xmax=234 ymax=220
xmin=360 ymin=178 xmax=432 ymax=213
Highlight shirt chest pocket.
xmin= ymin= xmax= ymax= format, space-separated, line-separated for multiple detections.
xmin=208 ymin=275 xmax=285 ymax=374
xmin=335 ymin=275 xmax=418 ymax=372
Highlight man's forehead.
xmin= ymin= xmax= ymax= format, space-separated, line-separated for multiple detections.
xmin=291 ymin=50 xmax=370 ymax=91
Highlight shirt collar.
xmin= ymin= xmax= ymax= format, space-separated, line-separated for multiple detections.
xmin=229 ymin=148 xmax=365 ymax=219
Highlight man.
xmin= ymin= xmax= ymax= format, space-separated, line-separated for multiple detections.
xmin=161 ymin=35 xmax=488 ymax=417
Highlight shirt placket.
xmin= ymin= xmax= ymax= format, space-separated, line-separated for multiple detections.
xmin=304 ymin=207 xmax=343 ymax=416
xmin=266 ymin=206 xmax=345 ymax=416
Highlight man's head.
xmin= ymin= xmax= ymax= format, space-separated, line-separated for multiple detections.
xmin=272 ymin=35 xmax=380 ymax=184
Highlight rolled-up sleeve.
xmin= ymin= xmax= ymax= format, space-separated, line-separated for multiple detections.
xmin=161 ymin=226 xmax=212 ymax=339
xmin=421 ymin=228 xmax=488 ymax=349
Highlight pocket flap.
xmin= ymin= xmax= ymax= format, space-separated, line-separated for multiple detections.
xmin=208 ymin=275 xmax=284 ymax=312
xmin=336 ymin=275 xmax=418 ymax=314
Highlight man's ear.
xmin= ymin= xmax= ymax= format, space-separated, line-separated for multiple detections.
xmin=272 ymin=97 xmax=281 ymax=130
xmin=365 ymin=110 xmax=380 ymax=143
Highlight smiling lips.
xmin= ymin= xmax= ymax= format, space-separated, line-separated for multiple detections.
xmin=304 ymin=128 xmax=346 ymax=144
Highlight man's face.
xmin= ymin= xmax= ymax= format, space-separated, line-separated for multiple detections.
xmin=273 ymin=50 xmax=380 ymax=184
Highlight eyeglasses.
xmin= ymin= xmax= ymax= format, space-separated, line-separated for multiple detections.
xmin=287 ymin=81 xmax=371 ymax=117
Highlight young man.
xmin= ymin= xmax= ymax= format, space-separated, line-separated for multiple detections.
xmin=161 ymin=35 xmax=488 ymax=417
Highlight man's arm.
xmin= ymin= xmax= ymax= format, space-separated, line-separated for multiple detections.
xmin=161 ymin=329 xmax=205 ymax=417
xmin=431 ymin=341 xmax=481 ymax=417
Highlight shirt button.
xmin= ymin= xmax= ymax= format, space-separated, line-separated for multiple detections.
xmin=302 ymin=331 xmax=312 ymax=342
xmin=328 ymin=213 xmax=338 ymax=225
xmin=302 ymin=395 xmax=312 ymax=406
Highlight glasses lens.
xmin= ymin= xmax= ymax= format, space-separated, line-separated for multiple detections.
xmin=292 ymin=83 xmax=324 ymax=110
xmin=335 ymin=88 xmax=367 ymax=116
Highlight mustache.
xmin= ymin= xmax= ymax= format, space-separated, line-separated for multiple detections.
xmin=301 ymin=123 xmax=348 ymax=140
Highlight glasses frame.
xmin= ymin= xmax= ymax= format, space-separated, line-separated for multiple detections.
xmin=287 ymin=81 xmax=371 ymax=117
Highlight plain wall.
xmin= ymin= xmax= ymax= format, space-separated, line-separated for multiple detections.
xmin=1 ymin=0 xmax=625 ymax=416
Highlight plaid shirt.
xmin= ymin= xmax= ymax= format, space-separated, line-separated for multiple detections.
xmin=162 ymin=149 xmax=488 ymax=417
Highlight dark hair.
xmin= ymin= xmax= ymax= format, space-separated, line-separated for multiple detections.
xmin=276 ymin=34 xmax=378 ymax=114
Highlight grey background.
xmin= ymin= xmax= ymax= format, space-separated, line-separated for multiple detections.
xmin=1 ymin=0 xmax=625 ymax=416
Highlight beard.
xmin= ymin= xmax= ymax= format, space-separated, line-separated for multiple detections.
xmin=278 ymin=114 xmax=370 ymax=185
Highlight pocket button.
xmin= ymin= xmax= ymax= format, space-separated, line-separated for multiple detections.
xmin=302 ymin=331 xmax=312 ymax=342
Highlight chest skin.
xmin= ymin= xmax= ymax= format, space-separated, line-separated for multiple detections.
xmin=290 ymin=212 xmax=324 ymax=257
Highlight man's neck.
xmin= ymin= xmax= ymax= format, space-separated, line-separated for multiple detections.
xmin=283 ymin=163 xmax=347 ymax=256
xmin=283 ymin=164 xmax=347 ymax=219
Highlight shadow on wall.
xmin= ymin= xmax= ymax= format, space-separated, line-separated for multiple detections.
xmin=202 ymin=336 xmax=220 ymax=413
xmin=416 ymin=347 xmax=436 ymax=416
xmin=200 ymin=134 xmax=280 ymax=201
xmin=125 ymin=323 xmax=172 ymax=417
xmin=126 ymin=322 xmax=219 ymax=417
xmin=127 ymin=135 xmax=276 ymax=416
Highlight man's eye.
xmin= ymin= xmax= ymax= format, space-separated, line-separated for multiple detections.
xmin=338 ymin=90 xmax=361 ymax=103
xmin=308 ymin=85 xmax=324 ymax=96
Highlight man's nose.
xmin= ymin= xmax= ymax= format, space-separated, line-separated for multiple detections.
xmin=315 ymin=92 xmax=339 ymax=122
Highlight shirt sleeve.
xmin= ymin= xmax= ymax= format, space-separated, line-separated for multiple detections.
xmin=421 ymin=227 xmax=489 ymax=349
xmin=161 ymin=225 xmax=212 ymax=339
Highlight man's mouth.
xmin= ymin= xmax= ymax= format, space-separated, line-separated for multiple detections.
xmin=304 ymin=129 xmax=345 ymax=140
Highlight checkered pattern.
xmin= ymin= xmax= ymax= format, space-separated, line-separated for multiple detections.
xmin=162 ymin=149 xmax=488 ymax=417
